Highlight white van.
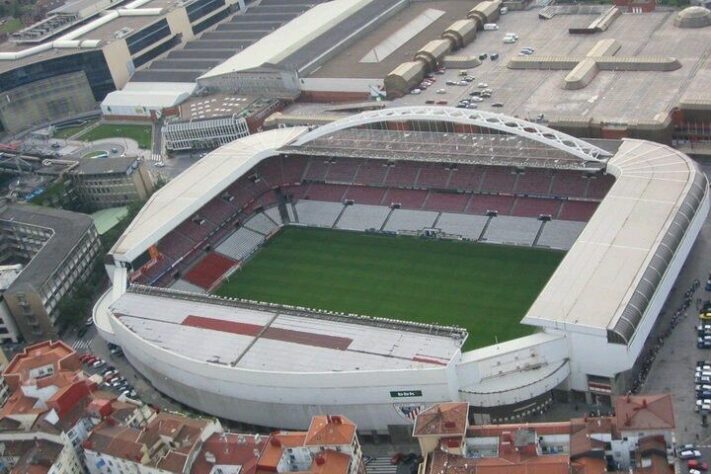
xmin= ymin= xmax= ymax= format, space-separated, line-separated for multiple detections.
xmin=483 ymin=23 xmax=499 ymax=31
xmin=500 ymin=6 xmax=508 ymax=14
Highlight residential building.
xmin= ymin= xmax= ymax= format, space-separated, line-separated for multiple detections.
xmin=0 ymin=340 xmax=157 ymax=473
xmin=0 ymin=203 xmax=101 ymax=342
xmin=257 ymin=415 xmax=366 ymax=474
xmin=83 ymin=412 xmax=222 ymax=473
xmin=415 ymin=396 xmax=676 ymax=474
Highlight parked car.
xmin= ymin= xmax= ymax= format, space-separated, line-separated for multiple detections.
xmin=83 ymin=356 xmax=97 ymax=365
xmin=121 ymin=389 xmax=138 ymax=398
xmin=492 ymin=103 xmax=504 ymax=108
xmin=490 ymin=52 xmax=499 ymax=60
xmin=446 ymin=80 xmax=457 ymax=86
xmin=425 ymin=100 xmax=435 ymax=104
xmin=680 ymin=450 xmax=703 ymax=460
xmin=478 ymin=53 xmax=488 ymax=60
xmin=436 ymin=100 xmax=448 ymax=105
xmin=689 ymin=460 xmax=709 ymax=471
xmin=91 ymin=359 xmax=106 ymax=368
xmin=155 ymin=162 xmax=165 ymax=168
xmin=478 ymin=83 xmax=489 ymax=88
xmin=470 ymin=97 xmax=484 ymax=103
xmin=436 ymin=88 xmax=446 ymax=94
xmin=79 ymin=354 xmax=93 ymax=363
xmin=410 ymin=88 xmax=422 ymax=95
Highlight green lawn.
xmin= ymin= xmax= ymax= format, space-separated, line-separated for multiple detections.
xmin=0 ymin=18 xmax=23 ymax=34
xmin=54 ymin=120 xmax=97 ymax=139
xmin=216 ymin=227 xmax=564 ymax=350
xmin=78 ymin=124 xmax=152 ymax=149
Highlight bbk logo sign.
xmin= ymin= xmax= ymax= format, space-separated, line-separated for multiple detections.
xmin=390 ymin=390 xmax=423 ymax=398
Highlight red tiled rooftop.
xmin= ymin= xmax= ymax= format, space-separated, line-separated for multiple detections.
xmin=309 ymin=451 xmax=352 ymax=474
xmin=191 ymin=433 xmax=267 ymax=474
xmin=3 ymin=340 xmax=78 ymax=391
xmin=614 ymin=394 xmax=675 ymax=432
xmin=304 ymin=415 xmax=356 ymax=446
xmin=258 ymin=432 xmax=307 ymax=470
xmin=413 ymin=402 xmax=468 ymax=437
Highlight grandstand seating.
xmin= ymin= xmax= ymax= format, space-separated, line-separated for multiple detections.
xmin=354 ymin=161 xmax=388 ymax=186
xmin=282 ymin=156 xmax=309 ymax=185
xmin=467 ymin=195 xmax=515 ymax=215
xmin=384 ymin=188 xmax=429 ymax=209
xmin=216 ymin=227 xmax=265 ymax=261
xmin=480 ymin=167 xmax=517 ymax=194
xmin=448 ymin=165 xmax=484 ymax=191
xmin=586 ymin=174 xmax=614 ymax=199
xmin=384 ymin=163 xmax=420 ymax=187
xmin=550 ymin=171 xmax=588 ymax=198
xmin=483 ymin=216 xmax=541 ymax=246
xmin=383 ymin=209 xmax=438 ymax=233
xmin=436 ymin=213 xmax=488 ymax=240
xmin=424 ymin=192 xmax=470 ymax=213
xmin=537 ymin=220 xmax=586 ymax=250
xmin=325 ymin=159 xmax=360 ymax=183
xmin=343 ymin=186 xmax=386 ymax=205
xmin=511 ymin=197 xmax=561 ymax=218
xmin=201 ymin=197 xmax=236 ymax=224
xmin=295 ymin=200 xmax=344 ymax=228
xmin=303 ymin=158 xmax=330 ymax=181
xmin=244 ymin=212 xmax=280 ymax=235
xmin=416 ymin=165 xmax=452 ymax=189
xmin=304 ymin=183 xmax=348 ymax=202
xmin=142 ymin=154 xmax=610 ymax=290
xmin=134 ymin=257 xmax=173 ymax=286
xmin=159 ymin=231 xmax=198 ymax=260
xmin=336 ymin=204 xmax=391 ymax=231
xmin=264 ymin=206 xmax=283 ymax=226
xmin=558 ymin=200 xmax=598 ymax=221
xmin=514 ymin=169 xmax=553 ymax=195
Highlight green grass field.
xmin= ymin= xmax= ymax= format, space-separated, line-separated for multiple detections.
xmin=54 ymin=120 xmax=98 ymax=139
xmin=78 ymin=124 xmax=152 ymax=149
xmin=216 ymin=227 xmax=564 ymax=350
xmin=0 ymin=18 xmax=23 ymax=34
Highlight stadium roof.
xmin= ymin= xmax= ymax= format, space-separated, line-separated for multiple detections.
xmin=109 ymin=288 xmax=463 ymax=372
xmin=198 ymin=0 xmax=374 ymax=79
xmin=523 ymin=139 xmax=707 ymax=343
xmin=110 ymin=126 xmax=307 ymax=262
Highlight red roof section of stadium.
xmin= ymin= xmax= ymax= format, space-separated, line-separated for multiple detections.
xmin=182 ymin=315 xmax=353 ymax=350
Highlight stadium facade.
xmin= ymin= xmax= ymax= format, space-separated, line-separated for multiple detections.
xmin=93 ymin=107 xmax=709 ymax=433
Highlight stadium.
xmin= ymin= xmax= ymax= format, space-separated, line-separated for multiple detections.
xmin=94 ymin=106 xmax=709 ymax=434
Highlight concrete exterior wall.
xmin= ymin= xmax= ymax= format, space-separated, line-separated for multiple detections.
xmin=0 ymin=71 xmax=96 ymax=134
xmin=112 ymin=317 xmax=454 ymax=433
xmin=102 ymin=39 xmax=134 ymax=91
xmin=3 ymin=290 xmax=55 ymax=343
xmin=166 ymin=7 xmax=195 ymax=43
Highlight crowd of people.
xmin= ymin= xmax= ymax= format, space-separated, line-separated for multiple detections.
xmin=629 ymin=278 xmax=700 ymax=394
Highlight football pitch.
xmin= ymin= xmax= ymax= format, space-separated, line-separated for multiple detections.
xmin=216 ymin=226 xmax=564 ymax=350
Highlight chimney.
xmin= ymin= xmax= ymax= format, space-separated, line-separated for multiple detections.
xmin=315 ymin=455 xmax=325 ymax=466
xmin=642 ymin=399 xmax=647 ymax=408
xmin=270 ymin=437 xmax=281 ymax=447
xmin=332 ymin=416 xmax=342 ymax=425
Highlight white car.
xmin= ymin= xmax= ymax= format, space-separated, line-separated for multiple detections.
xmin=679 ymin=449 xmax=702 ymax=460
xmin=436 ymin=89 xmax=446 ymax=94
xmin=478 ymin=83 xmax=489 ymax=88
xmin=470 ymin=97 xmax=484 ymax=103
xmin=155 ymin=161 xmax=166 ymax=168
xmin=410 ymin=88 xmax=422 ymax=95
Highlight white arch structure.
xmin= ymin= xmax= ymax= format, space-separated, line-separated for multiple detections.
xmin=293 ymin=106 xmax=612 ymax=163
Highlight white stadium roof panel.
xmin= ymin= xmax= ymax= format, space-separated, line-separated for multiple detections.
xmin=110 ymin=289 xmax=463 ymax=372
xmin=199 ymin=0 xmax=373 ymax=79
xmin=523 ymin=139 xmax=704 ymax=337
xmin=110 ymin=126 xmax=307 ymax=261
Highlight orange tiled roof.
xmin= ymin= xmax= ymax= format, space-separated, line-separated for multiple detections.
xmin=304 ymin=415 xmax=356 ymax=446
xmin=191 ymin=433 xmax=267 ymax=474
xmin=413 ymin=402 xmax=468 ymax=437
xmin=309 ymin=451 xmax=352 ymax=474
xmin=614 ymin=394 xmax=675 ymax=432
xmin=258 ymin=432 xmax=307 ymax=470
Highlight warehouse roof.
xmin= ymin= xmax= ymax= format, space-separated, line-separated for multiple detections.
xmin=110 ymin=127 xmax=307 ymax=262
xmin=523 ymin=139 xmax=707 ymax=343
xmin=198 ymin=0 xmax=374 ymax=79
xmin=101 ymin=82 xmax=196 ymax=110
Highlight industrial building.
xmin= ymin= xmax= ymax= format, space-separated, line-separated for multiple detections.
xmin=0 ymin=0 xmax=242 ymax=134
xmin=1 ymin=203 xmax=101 ymax=342
xmin=93 ymin=107 xmax=707 ymax=433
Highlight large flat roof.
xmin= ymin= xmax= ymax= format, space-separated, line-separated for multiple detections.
xmin=523 ymin=138 xmax=706 ymax=339
xmin=110 ymin=289 xmax=463 ymax=372
xmin=390 ymin=9 xmax=711 ymax=123
xmin=199 ymin=0 xmax=375 ymax=80
xmin=310 ymin=0 xmax=475 ymax=80
xmin=110 ymin=126 xmax=307 ymax=262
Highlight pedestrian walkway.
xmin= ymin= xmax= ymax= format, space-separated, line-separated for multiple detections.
xmin=72 ymin=338 xmax=92 ymax=352
xmin=151 ymin=153 xmax=162 ymax=162
xmin=366 ymin=458 xmax=397 ymax=474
